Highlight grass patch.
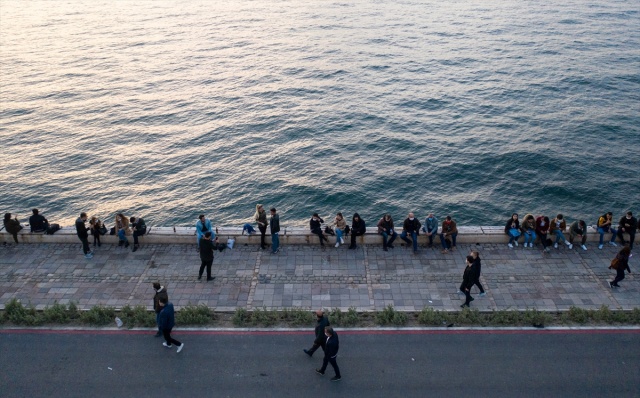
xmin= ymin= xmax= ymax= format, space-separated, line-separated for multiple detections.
xmin=568 ymin=306 xmax=589 ymax=324
xmin=120 ymin=305 xmax=157 ymax=328
xmin=488 ymin=310 xmax=520 ymax=325
xmin=251 ymin=307 xmax=277 ymax=327
xmin=233 ymin=308 xmax=250 ymax=326
xmin=4 ymin=298 xmax=43 ymax=326
xmin=80 ymin=305 xmax=116 ymax=325
xmin=176 ymin=304 xmax=213 ymax=325
xmin=417 ymin=307 xmax=450 ymax=326
xmin=376 ymin=305 xmax=407 ymax=326
xmin=282 ymin=308 xmax=314 ymax=326
xmin=522 ymin=308 xmax=551 ymax=327
xmin=455 ymin=307 xmax=484 ymax=325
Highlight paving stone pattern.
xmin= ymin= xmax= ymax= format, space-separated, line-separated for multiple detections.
xmin=0 ymin=242 xmax=637 ymax=312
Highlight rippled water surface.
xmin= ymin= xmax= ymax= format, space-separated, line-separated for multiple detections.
xmin=1 ymin=0 xmax=639 ymax=227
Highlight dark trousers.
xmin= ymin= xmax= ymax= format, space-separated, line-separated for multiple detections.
xmin=617 ymin=231 xmax=635 ymax=250
xmin=79 ymin=236 xmax=90 ymax=254
xmin=258 ymin=225 xmax=267 ymax=249
xmin=133 ymin=228 xmax=146 ymax=245
xmin=156 ymin=312 xmax=161 ymax=332
xmin=425 ymin=231 xmax=436 ymax=246
xmin=93 ymin=233 xmax=101 ymax=246
xmin=10 ymin=232 xmax=18 ymax=244
xmin=473 ymin=278 xmax=485 ymax=293
xmin=320 ymin=355 xmax=341 ymax=377
xmin=307 ymin=338 xmax=326 ymax=356
xmin=162 ymin=328 xmax=181 ymax=346
xmin=612 ymin=267 xmax=626 ymax=286
xmin=312 ymin=229 xmax=328 ymax=246
xmin=199 ymin=259 xmax=213 ymax=278
xmin=350 ymin=231 xmax=364 ymax=247
xmin=539 ymin=232 xmax=549 ymax=248
xmin=459 ymin=283 xmax=473 ymax=305
xmin=380 ymin=231 xmax=397 ymax=248
xmin=401 ymin=231 xmax=418 ymax=251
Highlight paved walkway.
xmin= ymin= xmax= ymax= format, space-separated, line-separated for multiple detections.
xmin=0 ymin=242 xmax=637 ymax=312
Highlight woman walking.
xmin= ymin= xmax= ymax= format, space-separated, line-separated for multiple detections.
xmin=254 ymin=204 xmax=269 ymax=250
xmin=609 ymin=246 xmax=632 ymax=288
xmin=460 ymin=255 xmax=475 ymax=308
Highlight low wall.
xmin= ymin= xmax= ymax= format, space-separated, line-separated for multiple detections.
xmin=0 ymin=225 xmax=607 ymax=246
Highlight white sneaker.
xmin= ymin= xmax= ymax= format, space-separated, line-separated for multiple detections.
xmin=609 ymin=241 xmax=617 ymax=247
xmin=515 ymin=241 xmax=519 ymax=247
xmin=598 ymin=244 xmax=603 ymax=250
xmin=177 ymin=343 xmax=184 ymax=353
xmin=581 ymin=245 xmax=587 ymax=251
xmin=335 ymin=242 xmax=340 ymax=248
xmin=340 ymin=238 xmax=344 ymax=245
xmin=508 ymin=243 xmax=513 ymax=248
xmin=554 ymin=243 xmax=558 ymax=249
xmin=568 ymin=243 xmax=573 ymax=249
xmin=529 ymin=243 xmax=534 ymax=248
xmin=163 ymin=342 xmax=172 ymax=348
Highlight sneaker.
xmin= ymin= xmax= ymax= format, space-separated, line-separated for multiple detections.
xmin=197 ymin=275 xmax=202 ymax=280
xmin=508 ymin=243 xmax=513 ymax=248
xmin=565 ymin=240 xmax=571 ymax=246
xmin=388 ymin=244 xmax=394 ymax=249
xmin=441 ymin=249 xmax=449 ymax=254
xmin=315 ymin=369 xmax=324 ymax=376
xmin=125 ymin=242 xmax=130 ymax=248
xmin=554 ymin=243 xmax=558 ymax=249
xmin=581 ymin=245 xmax=587 ymax=251
xmin=568 ymin=243 xmax=573 ymax=249
xmin=608 ymin=281 xmax=613 ymax=289
xmin=85 ymin=253 xmax=93 ymax=259
xmin=514 ymin=241 xmax=518 ymax=247
xmin=163 ymin=342 xmax=172 ymax=348
xmin=529 ymin=243 xmax=534 ymax=248
xmin=609 ymin=241 xmax=617 ymax=247
xmin=132 ymin=245 xmax=138 ymax=252
xmin=335 ymin=242 xmax=340 ymax=248
xmin=340 ymin=238 xmax=344 ymax=245
xmin=383 ymin=247 xmax=388 ymax=252
xmin=598 ymin=244 xmax=603 ymax=250
xmin=479 ymin=292 xmax=486 ymax=297
xmin=331 ymin=376 xmax=342 ymax=382
xmin=469 ymin=297 xmax=475 ymax=302
xmin=177 ymin=343 xmax=184 ymax=353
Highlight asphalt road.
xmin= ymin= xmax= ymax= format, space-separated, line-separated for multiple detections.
xmin=0 ymin=329 xmax=638 ymax=398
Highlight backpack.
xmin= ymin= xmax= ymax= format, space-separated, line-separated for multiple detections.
xmin=46 ymin=224 xmax=61 ymax=235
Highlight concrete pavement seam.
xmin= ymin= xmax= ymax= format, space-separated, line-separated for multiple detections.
xmin=246 ymin=249 xmax=262 ymax=310
xmin=363 ymin=246 xmax=375 ymax=310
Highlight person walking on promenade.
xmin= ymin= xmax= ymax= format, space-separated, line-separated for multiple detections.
xmin=304 ymin=309 xmax=330 ymax=357
xmin=439 ymin=216 xmax=458 ymax=254
xmin=422 ymin=213 xmax=438 ymax=247
xmin=254 ymin=204 xmax=269 ymax=250
xmin=459 ymin=255 xmax=475 ymax=308
xmin=469 ymin=250 xmax=486 ymax=297
xmin=521 ymin=214 xmax=537 ymax=248
xmin=550 ymin=214 xmax=571 ymax=249
xmin=377 ymin=214 xmax=397 ymax=251
xmin=198 ymin=231 xmax=216 ymax=281
xmin=401 ymin=212 xmax=421 ymax=253
xmin=569 ymin=220 xmax=588 ymax=251
xmin=130 ymin=216 xmax=146 ymax=252
xmin=89 ymin=216 xmax=103 ymax=247
xmin=158 ymin=297 xmax=184 ymax=353
xmin=609 ymin=246 xmax=632 ymax=288
xmin=597 ymin=212 xmax=618 ymax=250
xmin=3 ymin=213 xmax=22 ymax=244
xmin=349 ymin=213 xmax=366 ymax=250
xmin=196 ymin=214 xmax=213 ymax=249
xmin=316 ymin=326 xmax=341 ymax=381
xmin=75 ymin=212 xmax=92 ymax=259
xmin=115 ymin=213 xmax=130 ymax=248
xmin=270 ymin=207 xmax=280 ymax=254
xmin=152 ymin=282 xmax=168 ymax=337
xmin=536 ymin=215 xmax=551 ymax=252
xmin=29 ymin=209 xmax=49 ymax=233
xmin=617 ymin=211 xmax=637 ymax=250
xmin=310 ymin=213 xmax=328 ymax=247
xmin=331 ymin=212 xmax=347 ymax=248
xmin=504 ymin=213 xmax=521 ymax=248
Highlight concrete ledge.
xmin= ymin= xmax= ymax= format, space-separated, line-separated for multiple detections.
xmin=0 ymin=225 xmax=608 ymax=246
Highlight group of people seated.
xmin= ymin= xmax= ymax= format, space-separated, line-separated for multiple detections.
xmin=2 ymin=209 xmax=51 ymax=244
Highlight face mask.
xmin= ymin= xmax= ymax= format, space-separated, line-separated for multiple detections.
xmin=409 ymin=218 xmax=414 ymax=221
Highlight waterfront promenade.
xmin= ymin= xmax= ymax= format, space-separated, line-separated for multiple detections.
xmin=0 ymin=242 xmax=637 ymax=313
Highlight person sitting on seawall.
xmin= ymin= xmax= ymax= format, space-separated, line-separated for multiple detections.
xmin=550 ymin=214 xmax=571 ymax=249
xmin=349 ymin=213 xmax=366 ymax=250
xmin=377 ymin=213 xmax=397 ymax=252
xmin=29 ymin=208 xmax=49 ymax=233
xmin=130 ymin=216 xmax=147 ymax=252
xmin=617 ymin=211 xmax=637 ymax=251
xmin=504 ymin=213 xmax=521 ymax=248
xmin=400 ymin=212 xmax=421 ymax=253
xmin=569 ymin=219 xmax=588 ymax=251
xmin=196 ymin=214 xmax=213 ymax=249
xmin=330 ymin=212 xmax=347 ymax=248
xmin=3 ymin=212 xmax=23 ymax=244
xmin=520 ymin=214 xmax=537 ymax=248
xmin=310 ymin=213 xmax=328 ymax=247
xmin=115 ymin=213 xmax=131 ymax=248
xmin=422 ymin=213 xmax=438 ymax=248
xmin=439 ymin=216 xmax=458 ymax=254
xmin=597 ymin=212 xmax=618 ymax=250
xmin=535 ymin=215 xmax=551 ymax=253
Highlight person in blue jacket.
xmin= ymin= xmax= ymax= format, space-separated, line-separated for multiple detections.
xmin=158 ymin=297 xmax=184 ymax=353
xmin=196 ymin=214 xmax=214 ymax=249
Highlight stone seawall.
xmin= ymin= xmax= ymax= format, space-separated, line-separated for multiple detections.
xmin=1 ymin=225 xmax=606 ymax=246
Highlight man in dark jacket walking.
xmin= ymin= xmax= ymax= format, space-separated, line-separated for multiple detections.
xmin=199 ymin=232 xmax=216 ymax=281
xmin=460 ymin=255 xmax=475 ymax=308
xmin=75 ymin=212 xmax=92 ymax=259
xmin=349 ymin=213 xmax=366 ymax=250
xmin=400 ymin=212 xmax=422 ymax=253
xmin=304 ymin=309 xmax=330 ymax=357
xmin=152 ymin=282 xmax=168 ymax=337
xmin=316 ymin=326 xmax=341 ymax=381
xmin=158 ymin=297 xmax=184 ymax=353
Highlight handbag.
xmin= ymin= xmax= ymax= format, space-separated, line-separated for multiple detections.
xmin=609 ymin=258 xmax=619 ymax=270
xmin=324 ymin=226 xmax=335 ymax=235
xmin=99 ymin=226 xmax=108 ymax=235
